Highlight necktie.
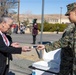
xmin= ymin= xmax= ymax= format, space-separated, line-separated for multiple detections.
xmin=4 ymin=35 xmax=8 ymax=44
xmin=3 ymin=34 xmax=9 ymax=46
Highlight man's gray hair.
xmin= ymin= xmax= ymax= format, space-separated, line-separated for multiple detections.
xmin=0 ymin=17 xmax=13 ymax=23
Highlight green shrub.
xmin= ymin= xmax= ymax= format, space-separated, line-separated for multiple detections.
xmin=38 ymin=23 xmax=68 ymax=32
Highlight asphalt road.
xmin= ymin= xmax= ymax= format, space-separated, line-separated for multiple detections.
xmin=11 ymin=33 xmax=62 ymax=44
xmin=8 ymin=33 xmax=62 ymax=75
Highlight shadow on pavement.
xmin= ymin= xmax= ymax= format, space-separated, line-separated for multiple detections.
xmin=38 ymin=41 xmax=52 ymax=45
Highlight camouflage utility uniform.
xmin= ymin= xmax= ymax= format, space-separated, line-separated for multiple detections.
xmin=45 ymin=23 xmax=76 ymax=75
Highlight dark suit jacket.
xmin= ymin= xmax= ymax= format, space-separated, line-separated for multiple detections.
xmin=0 ymin=34 xmax=22 ymax=74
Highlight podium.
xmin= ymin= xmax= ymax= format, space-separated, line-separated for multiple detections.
xmin=32 ymin=48 xmax=61 ymax=75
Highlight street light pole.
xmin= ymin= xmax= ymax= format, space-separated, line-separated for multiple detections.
xmin=40 ymin=0 xmax=44 ymax=59
xmin=60 ymin=7 xmax=62 ymax=24
xmin=18 ymin=0 xmax=20 ymax=28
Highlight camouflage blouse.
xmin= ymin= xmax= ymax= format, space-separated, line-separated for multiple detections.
xmin=45 ymin=23 xmax=76 ymax=52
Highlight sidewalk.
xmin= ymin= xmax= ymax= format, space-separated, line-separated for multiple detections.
xmin=25 ymin=31 xmax=63 ymax=34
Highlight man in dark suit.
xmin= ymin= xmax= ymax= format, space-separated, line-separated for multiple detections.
xmin=0 ymin=16 xmax=31 ymax=75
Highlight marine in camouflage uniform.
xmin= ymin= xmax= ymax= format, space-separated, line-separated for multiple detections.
xmin=45 ymin=3 xmax=76 ymax=75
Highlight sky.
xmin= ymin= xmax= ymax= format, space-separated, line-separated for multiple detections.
xmin=18 ymin=0 xmax=76 ymax=15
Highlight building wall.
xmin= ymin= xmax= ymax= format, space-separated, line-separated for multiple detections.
xmin=58 ymin=19 xmax=70 ymax=24
xmin=19 ymin=14 xmax=70 ymax=24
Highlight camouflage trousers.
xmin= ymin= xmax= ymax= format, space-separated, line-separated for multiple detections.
xmin=59 ymin=57 xmax=76 ymax=75
xmin=73 ymin=58 xmax=76 ymax=75
xmin=58 ymin=50 xmax=73 ymax=75
xmin=58 ymin=58 xmax=73 ymax=75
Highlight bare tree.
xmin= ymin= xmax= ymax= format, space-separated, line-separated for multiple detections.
xmin=0 ymin=0 xmax=19 ymax=17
